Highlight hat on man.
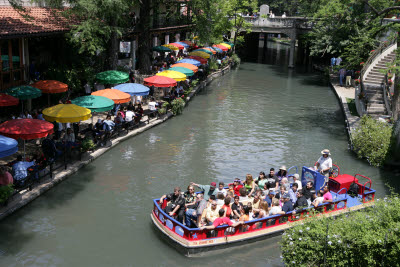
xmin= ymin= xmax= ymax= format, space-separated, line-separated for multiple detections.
xmin=279 ymin=165 xmax=287 ymax=171
xmin=210 ymin=182 xmax=217 ymax=187
xmin=282 ymin=193 xmax=290 ymax=199
xmin=321 ymin=149 xmax=331 ymax=155
xmin=268 ymin=190 xmax=275 ymax=195
xmin=292 ymin=174 xmax=299 ymax=180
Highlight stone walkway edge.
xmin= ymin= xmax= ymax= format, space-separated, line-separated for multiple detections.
xmin=0 ymin=65 xmax=232 ymax=221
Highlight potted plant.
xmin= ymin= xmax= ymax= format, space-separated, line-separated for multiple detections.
xmin=354 ymin=79 xmax=360 ymax=86
xmin=81 ymin=138 xmax=96 ymax=153
xmin=388 ymin=79 xmax=393 ymax=86
xmin=0 ymin=185 xmax=14 ymax=206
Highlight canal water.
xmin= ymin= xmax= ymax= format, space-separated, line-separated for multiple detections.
xmin=0 ymin=42 xmax=398 ymax=266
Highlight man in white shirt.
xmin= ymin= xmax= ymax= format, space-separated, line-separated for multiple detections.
xmin=148 ymin=98 xmax=157 ymax=111
xmin=215 ymin=182 xmax=227 ymax=196
xmin=125 ymin=108 xmax=135 ymax=122
xmin=316 ymin=149 xmax=332 ymax=178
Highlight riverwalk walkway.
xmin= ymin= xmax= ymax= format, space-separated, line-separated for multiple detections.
xmin=329 ymin=74 xmax=360 ymax=144
xmin=0 ymin=65 xmax=232 ymax=221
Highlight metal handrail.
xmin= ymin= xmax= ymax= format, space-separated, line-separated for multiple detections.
xmin=383 ymin=73 xmax=393 ymax=116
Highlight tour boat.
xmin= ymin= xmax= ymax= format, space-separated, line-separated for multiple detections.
xmin=151 ymin=166 xmax=375 ymax=256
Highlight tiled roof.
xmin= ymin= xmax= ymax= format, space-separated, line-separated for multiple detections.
xmin=0 ymin=7 xmax=72 ymax=38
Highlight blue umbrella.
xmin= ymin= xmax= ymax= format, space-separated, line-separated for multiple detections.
xmin=177 ymin=59 xmax=201 ymax=67
xmin=210 ymin=46 xmax=223 ymax=53
xmin=0 ymin=135 xmax=18 ymax=158
xmin=114 ymin=83 xmax=150 ymax=96
xmin=175 ymin=42 xmax=189 ymax=48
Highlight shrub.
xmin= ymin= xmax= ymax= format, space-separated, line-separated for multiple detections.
xmin=0 ymin=185 xmax=14 ymax=204
xmin=81 ymin=138 xmax=96 ymax=152
xmin=231 ymin=53 xmax=241 ymax=66
xmin=171 ymin=98 xmax=185 ymax=115
xmin=281 ymin=194 xmax=400 ymax=266
xmin=209 ymin=58 xmax=219 ymax=71
xmin=352 ymin=115 xmax=393 ymax=167
xmin=158 ymin=102 xmax=170 ymax=115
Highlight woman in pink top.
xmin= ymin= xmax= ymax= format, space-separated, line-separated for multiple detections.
xmin=322 ymin=185 xmax=333 ymax=202
xmin=0 ymin=166 xmax=13 ymax=186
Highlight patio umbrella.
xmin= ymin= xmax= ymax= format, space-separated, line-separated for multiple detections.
xmin=210 ymin=46 xmax=223 ymax=53
xmin=96 ymin=70 xmax=129 ymax=85
xmin=0 ymin=135 xmax=18 ymax=158
xmin=213 ymin=44 xmax=228 ymax=51
xmin=162 ymin=44 xmax=179 ymax=51
xmin=224 ymin=41 xmax=235 ymax=47
xmin=202 ymin=47 xmax=217 ymax=54
xmin=152 ymin=46 xmax=172 ymax=52
xmin=175 ymin=42 xmax=189 ymax=48
xmin=185 ymin=56 xmax=207 ymax=65
xmin=114 ymin=83 xmax=150 ymax=96
xmin=156 ymin=70 xmax=187 ymax=82
xmin=0 ymin=119 xmax=54 ymax=157
xmin=143 ymin=76 xmax=177 ymax=87
xmin=0 ymin=93 xmax=19 ymax=106
xmin=169 ymin=43 xmax=185 ymax=50
xmin=43 ymin=104 xmax=91 ymax=123
xmin=91 ymin=88 xmax=131 ymax=104
xmin=5 ymin=85 xmax=42 ymax=100
xmin=177 ymin=58 xmax=202 ymax=67
xmin=32 ymin=80 xmax=68 ymax=94
xmin=171 ymin=63 xmax=198 ymax=73
xmin=194 ymin=48 xmax=214 ymax=55
xmin=180 ymin=40 xmax=193 ymax=46
xmin=218 ymin=43 xmax=231 ymax=49
xmin=189 ymin=51 xmax=210 ymax=59
xmin=169 ymin=67 xmax=194 ymax=77
xmin=71 ymin=95 xmax=114 ymax=113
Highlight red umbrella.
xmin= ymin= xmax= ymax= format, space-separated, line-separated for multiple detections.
xmin=0 ymin=119 xmax=54 ymax=140
xmin=32 ymin=80 xmax=68 ymax=94
xmin=0 ymin=93 xmax=19 ymax=106
xmin=213 ymin=44 xmax=229 ymax=51
xmin=144 ymin=76 xmax=177 ymax=87
xmin=186 ymin=56 xmax=208 ymax=65
xmin=180 ymin=40 xmax=193 ymax=46
xmin=169 ymin=42 xmax=185 ymax=50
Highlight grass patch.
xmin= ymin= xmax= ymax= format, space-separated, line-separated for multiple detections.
xmin=346 ymin=97 xmax=359 ymax=117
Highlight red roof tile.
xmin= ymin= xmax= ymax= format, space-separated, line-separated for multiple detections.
xmin=0 ymin=7 xmax=72 ymax=38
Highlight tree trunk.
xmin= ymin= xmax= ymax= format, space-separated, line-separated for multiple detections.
xmin=137 ymin=0 xmax=152 ymax=74
xmin=392 ymin=38 xmax=400 ymax=121
xmin=107 ymin=27 xmax=119 ymax=70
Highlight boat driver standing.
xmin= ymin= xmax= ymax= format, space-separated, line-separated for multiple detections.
xmin=316 ymin=149 xmax=332 ymax=179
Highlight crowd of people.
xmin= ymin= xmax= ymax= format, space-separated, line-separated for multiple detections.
xmin=158 ymin=149 xmax=334 ymax=230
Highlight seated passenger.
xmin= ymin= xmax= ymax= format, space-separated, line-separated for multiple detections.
xmin=231 ymin=195 xmax=243 ymax=218
xmin=184 ymin=185 xmax=196 ymax=209
xmin=288 ymin=183 xmax=298 ymax=204
xmin=185 ymin=193 xmax=207 ymax=228
xmin=269 ymin=199 xmax=283 ymax=216
xmin=303 ymin=181 xmax=315 ymax=205
xmin=293 ymin=190 xmax=308 ymax=214
xmin=239 ymin=205 xmax=251 ymax=222
xmin=243 ymin=174 xmax=255 ymax=197
xmin=226 ymin=190 xmax=234 ymax=203
xmin=215 ymin=181 xmax=227 ymax=196
xmin=275 ymin=185 xmax=287 ymax=201
xmin=232 ymin=178 xmax=243 ymax=196
xmin=281 ymin=177 xmax=290 ymax=192
xmin=159 ymin=187 xmax=186 ymax=223
xmin=322 ymin=185 xmax=333 ymax=203
xmin=0 ymin=166 xmax=13 ymax=186
xmin=250 ymin=192 xmax=262 ymax=217
xmin=200 ymin=208 xmax=243 ymax=230
xmin=264 ymin=190 xmax=275 ymax=207
xmin=216 ymin=193 xmax=225 ymax=206
xmin=238 ymin=187 xmax=249 ymax=202
xmin=191 ymin=181 xmax=217 ymax=201
xmin=266 ymin=168 xmax=279 ymax=190
xmin=257 ymin=171 xmax=267 ymax=190
xmin=221 ymin=197 xmax=232 ymax=218
xmin=258 ymin=201 xmax=269 ymax=218
xmin=276 ymin=166 xmax=287 ymax=182
xmin=227 ymin=184 xmax=235 ymax=194
xmin=262 ymin=183 xmax=269 ymax=196
xmin=281 ymin=193 xmax=294 ymax=213
xmin=312 ymin=190 xmax=324 ymax=208
xmin=205 ymin=200 xmax=219 ymax=225
xmin=289 ymin=173 xmax=302 ymax=190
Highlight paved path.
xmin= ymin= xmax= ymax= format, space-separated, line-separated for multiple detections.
xmin=329 ymin=74 xmax=360 ymax=144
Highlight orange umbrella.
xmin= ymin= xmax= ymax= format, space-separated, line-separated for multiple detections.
xmin=32 ymin=80 xmax=68 ymax=94
xmin=91 ymin=89 xmax=131 ymax=104
xmin=170 ymin=63 xmax=198 ymax=73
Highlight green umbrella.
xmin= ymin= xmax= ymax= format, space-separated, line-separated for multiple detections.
xmin=224 ymin=41 xmax=235 ymax=47
xmin=169 ymin=67 xmax=194 ymax=77
xmin=194 ymin=49 xmax=213 ymax=55
xmin=71 ymin=95 xmax=114 ymax=112
xmin=96 ymin=70 xmax=129 ymax=85
xmin=5 ymin=85 xmax=42 ymax=100
xmin=152 ymin=46 xmax=172 ymax=52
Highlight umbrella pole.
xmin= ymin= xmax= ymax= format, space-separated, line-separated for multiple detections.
xmin=48 ymin=94 xmax=50 ymax=106
xmin=24 ymin=140 xmax=26 ymax=160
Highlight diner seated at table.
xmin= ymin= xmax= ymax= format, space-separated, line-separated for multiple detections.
xmin=0 ymin=166 xmax=13 ymax=186
xmin=12 ymin=155 xmax=35 ymax=187
xmin=42 ymin=135 xmax=62 ymax=161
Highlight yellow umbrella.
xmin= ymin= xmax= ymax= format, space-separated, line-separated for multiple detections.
xmin=218 ymin=43 xmax=231 ymax=49
xmin=43 ymin=104 xmax=92 ymax=123
xmin=162 ymin=44 xmax=179 ymax=51
xmin=188 ymin=51 xmax=210 ymax=59
xmin=156 ymin=70 xmax=187 ymax=82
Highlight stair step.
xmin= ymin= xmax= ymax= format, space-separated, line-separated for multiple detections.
xmin=367 ymin=74 xmax=385 ymax=78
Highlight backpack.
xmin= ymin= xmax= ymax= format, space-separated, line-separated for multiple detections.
xmin=348 ymin=182 xmax=359 ymax=197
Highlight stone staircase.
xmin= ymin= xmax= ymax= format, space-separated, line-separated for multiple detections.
xmin=363 ymin=50 xmax=396 ymax=115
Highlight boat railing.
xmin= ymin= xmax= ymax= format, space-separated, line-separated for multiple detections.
xmin=336 ymin=187 xmax=348 ymax=196
xmin=287 ymin=165 xmax=298 ymax=176
xmin=152 ymin=196 xmax=348 ymax=242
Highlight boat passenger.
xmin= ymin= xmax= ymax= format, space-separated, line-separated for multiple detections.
xmin=293 ymin=190 xmax=308 ymax=214
xmin=276 ymin=166 xmax=287 ymax=182
xmin=221 ymin=197 xmax=232 ymax=218
xmin=243 ymin=174 xmax=255 ymax=197
xmin=264 ymin=190 xmax=275 ymax=207
xmin=184 ymin=185 xmax=197 ymax=209
xmin=281 ymin=177 xmax=290 ymax=192
xmin=289 ymin=173 xmax=302 ymax=190
xmin=232 ymin=178 xmax=243 ymax=196
xmin=262 ymin=183 xmax=269 ymax=196
xmin=269 ymin=199 xmax=283 ymax=215
xmin=227 ymin=183 xmax=235 ymax=195
xmin=288 ymin=183 xmax=298 ymax=204
xmin=250 ymin=192 xmax=262 ymax=216
xmin=185 ymin=193 xmax=208 ymax=228
xmin=226 ymin=191 xmax=234 ymax=203
xmin=231 ymin=195 xmax=243 ymax=218
xmin=312 ymin=190 xmax=324 ymax=208
xmin=303 ymin=181 xmax=315 ymax=205
xmin=316 ymin=149 xmax=332 ymax=178
xmin=322 ymin=185 xmax=333 ymax=203
xmin=191 ymin=182 xmax=218 ymax=200
xmin=256 ymin=171 xmax=267 ymax=190
xmin=281 ymin=193 xmax=294 ymax=213
xmin=275 ymin=186 xmax=287 ymax=200
xmin=215 ymin=181 xmax=227 ymax=196
xmin=258 ymin=201 xmax=269 ymax=218
xmin=199 ymin=209 xmax=244 ymax=230
xmin=205 ymin=200 xmax=219 ymax=225
xmin=159 ymin=187 xmax=186 ymax=223
xmin=239 ymin=187 xmax=249 ymax=202
xmin=266 ymin=168 xmax=279 ymax=190
xmin=239 ymin=205 xmax=251 ymax=222
xmin=216 ymin=193 xmax=225 ymax=206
